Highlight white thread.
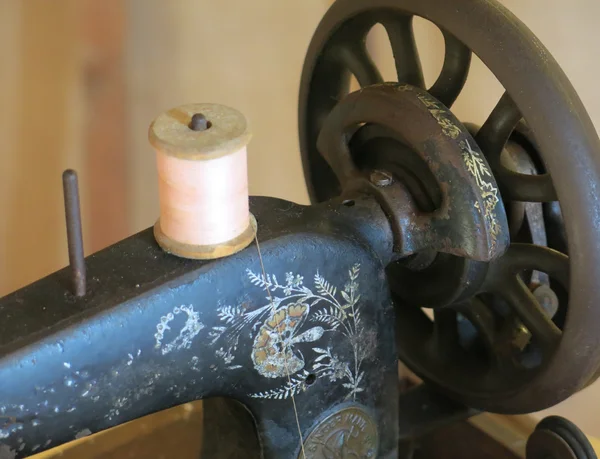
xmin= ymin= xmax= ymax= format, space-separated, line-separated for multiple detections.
xmin=254 ymin=234 xmax=306 ymax=459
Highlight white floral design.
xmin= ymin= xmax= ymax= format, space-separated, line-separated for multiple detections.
xmin=154 ymin=305 xmax=204 ymax=356
xmin=209 ymin=264 xmax=367 ymax=400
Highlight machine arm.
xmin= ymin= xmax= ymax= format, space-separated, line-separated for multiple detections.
xmin=0 ymin=196 xmax=399 ymax=458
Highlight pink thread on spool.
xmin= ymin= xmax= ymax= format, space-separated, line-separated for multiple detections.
xmin=149 ymin=103 xmax=256 ymax=260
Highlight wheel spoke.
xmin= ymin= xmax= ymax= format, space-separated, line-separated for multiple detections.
xmin=458 ymin=299 xmax=496 ymax=352
xmin=428 ymin=31 xmax=471 ymax=108
xmin=335 ymin=43 xmax=383 ymax=87
xmin=381 ymin=15 xmax=425 ymax=88
xmin=506 ymin=201 xmax=525 ymax=239
xmin=501 ymin=145 xmax=551 ymax=282
xmin=544 ymin=201 xmax=568 ymax=254
xmin=496 ymin=171 xmax=557 ymax=202
xmin=476 ymin=92 xmax=521 ymax=162
xmin=524 ymin=202 xmax=551 ymax=285
xmin=460 ymin=298 xmax=523 ymax=372
xmin=501 ymin=142 xmax=547 ymax=248
xmin=477 ymin=92 xmax=557 ymax=201
xmin=497 ymin=243 xmax=569 ymax=287
xmin=499 ymin=277 xmax=561 ymax=350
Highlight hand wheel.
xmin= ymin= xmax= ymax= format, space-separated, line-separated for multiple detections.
xmin=299 ymin=0 xmax=600 ymax=413
xmin=527 ymin=416 xmax=597 ymax=459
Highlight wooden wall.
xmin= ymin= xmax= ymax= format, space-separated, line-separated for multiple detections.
xmin=125 ymin=0 xmax=325 ymax=234
xmin=0 ymin=0 xmax=128 ymax=295
xmin=2 ymin=0 xmax=600 ymax=447
xmin=0 ymin=1 xmax=80 ymax=295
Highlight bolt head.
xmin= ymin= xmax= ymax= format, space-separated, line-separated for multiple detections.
xmin=369 ymin=170 xmax=393 ymax=187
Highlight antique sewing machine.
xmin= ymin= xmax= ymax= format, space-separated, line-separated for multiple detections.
xmin=2 ymin=0 xmax=600 ymax=457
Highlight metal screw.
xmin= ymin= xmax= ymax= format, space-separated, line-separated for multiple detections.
xmin=190 ymin=113 xmax=210 ymax=131
xmin=369 ymin=170 xmax=393 ymax=187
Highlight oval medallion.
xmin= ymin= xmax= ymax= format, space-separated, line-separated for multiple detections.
xmin=301 ymin=406 xmax=378 ymax=458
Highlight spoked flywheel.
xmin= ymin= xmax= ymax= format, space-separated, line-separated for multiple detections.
xmin=299 ymin=0 xmax=600 ymax=414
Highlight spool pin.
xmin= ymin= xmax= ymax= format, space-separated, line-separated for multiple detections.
xmin=149 ymin=103 xmax=256 ymax=260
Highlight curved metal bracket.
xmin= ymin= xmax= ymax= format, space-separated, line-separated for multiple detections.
xmin=316 ymin=83 xmax=509 ymax=262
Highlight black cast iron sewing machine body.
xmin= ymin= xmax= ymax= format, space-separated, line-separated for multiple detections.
xmin=0 ymin=196 xmax=400 ymax=458
xmin=4 ymin=0 xmax=600 ymax=457
xmin=0 ymin=83 xmax=509 ymax=459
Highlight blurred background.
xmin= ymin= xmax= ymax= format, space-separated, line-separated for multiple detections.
xmin=1 ymin=0 xmax=599 ymax=448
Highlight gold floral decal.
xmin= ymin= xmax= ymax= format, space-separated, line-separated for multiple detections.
xmin=460 ymin=139 xmax=501 ymax=253
xmin=416 ymin=92 xmax=462 ymax=139
xmin=252 ymin=303 xmax=324 ymax=378
xmin=209 ymin=265 xmax=367 ymax=401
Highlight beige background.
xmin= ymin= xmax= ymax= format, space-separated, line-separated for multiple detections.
xmin=1 ymin=0 xmax=600 ymax=441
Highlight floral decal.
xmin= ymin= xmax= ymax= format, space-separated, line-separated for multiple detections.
xmin=252 ymin=302 xmax=324 ymax=378
xmin=460 ymin=139 xmax=501 ymax=253
xmin=209 ymin=264 xmax=369 ymax=400
xmin=415 ymin=91 xmax=462 ymax=139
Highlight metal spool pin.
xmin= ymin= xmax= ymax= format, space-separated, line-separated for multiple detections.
xmin=62 ymin=169 xmax=86 ymax=297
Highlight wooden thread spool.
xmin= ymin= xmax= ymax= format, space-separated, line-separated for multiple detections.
xmin=149 ymin=103 xmax=256 ymax=260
